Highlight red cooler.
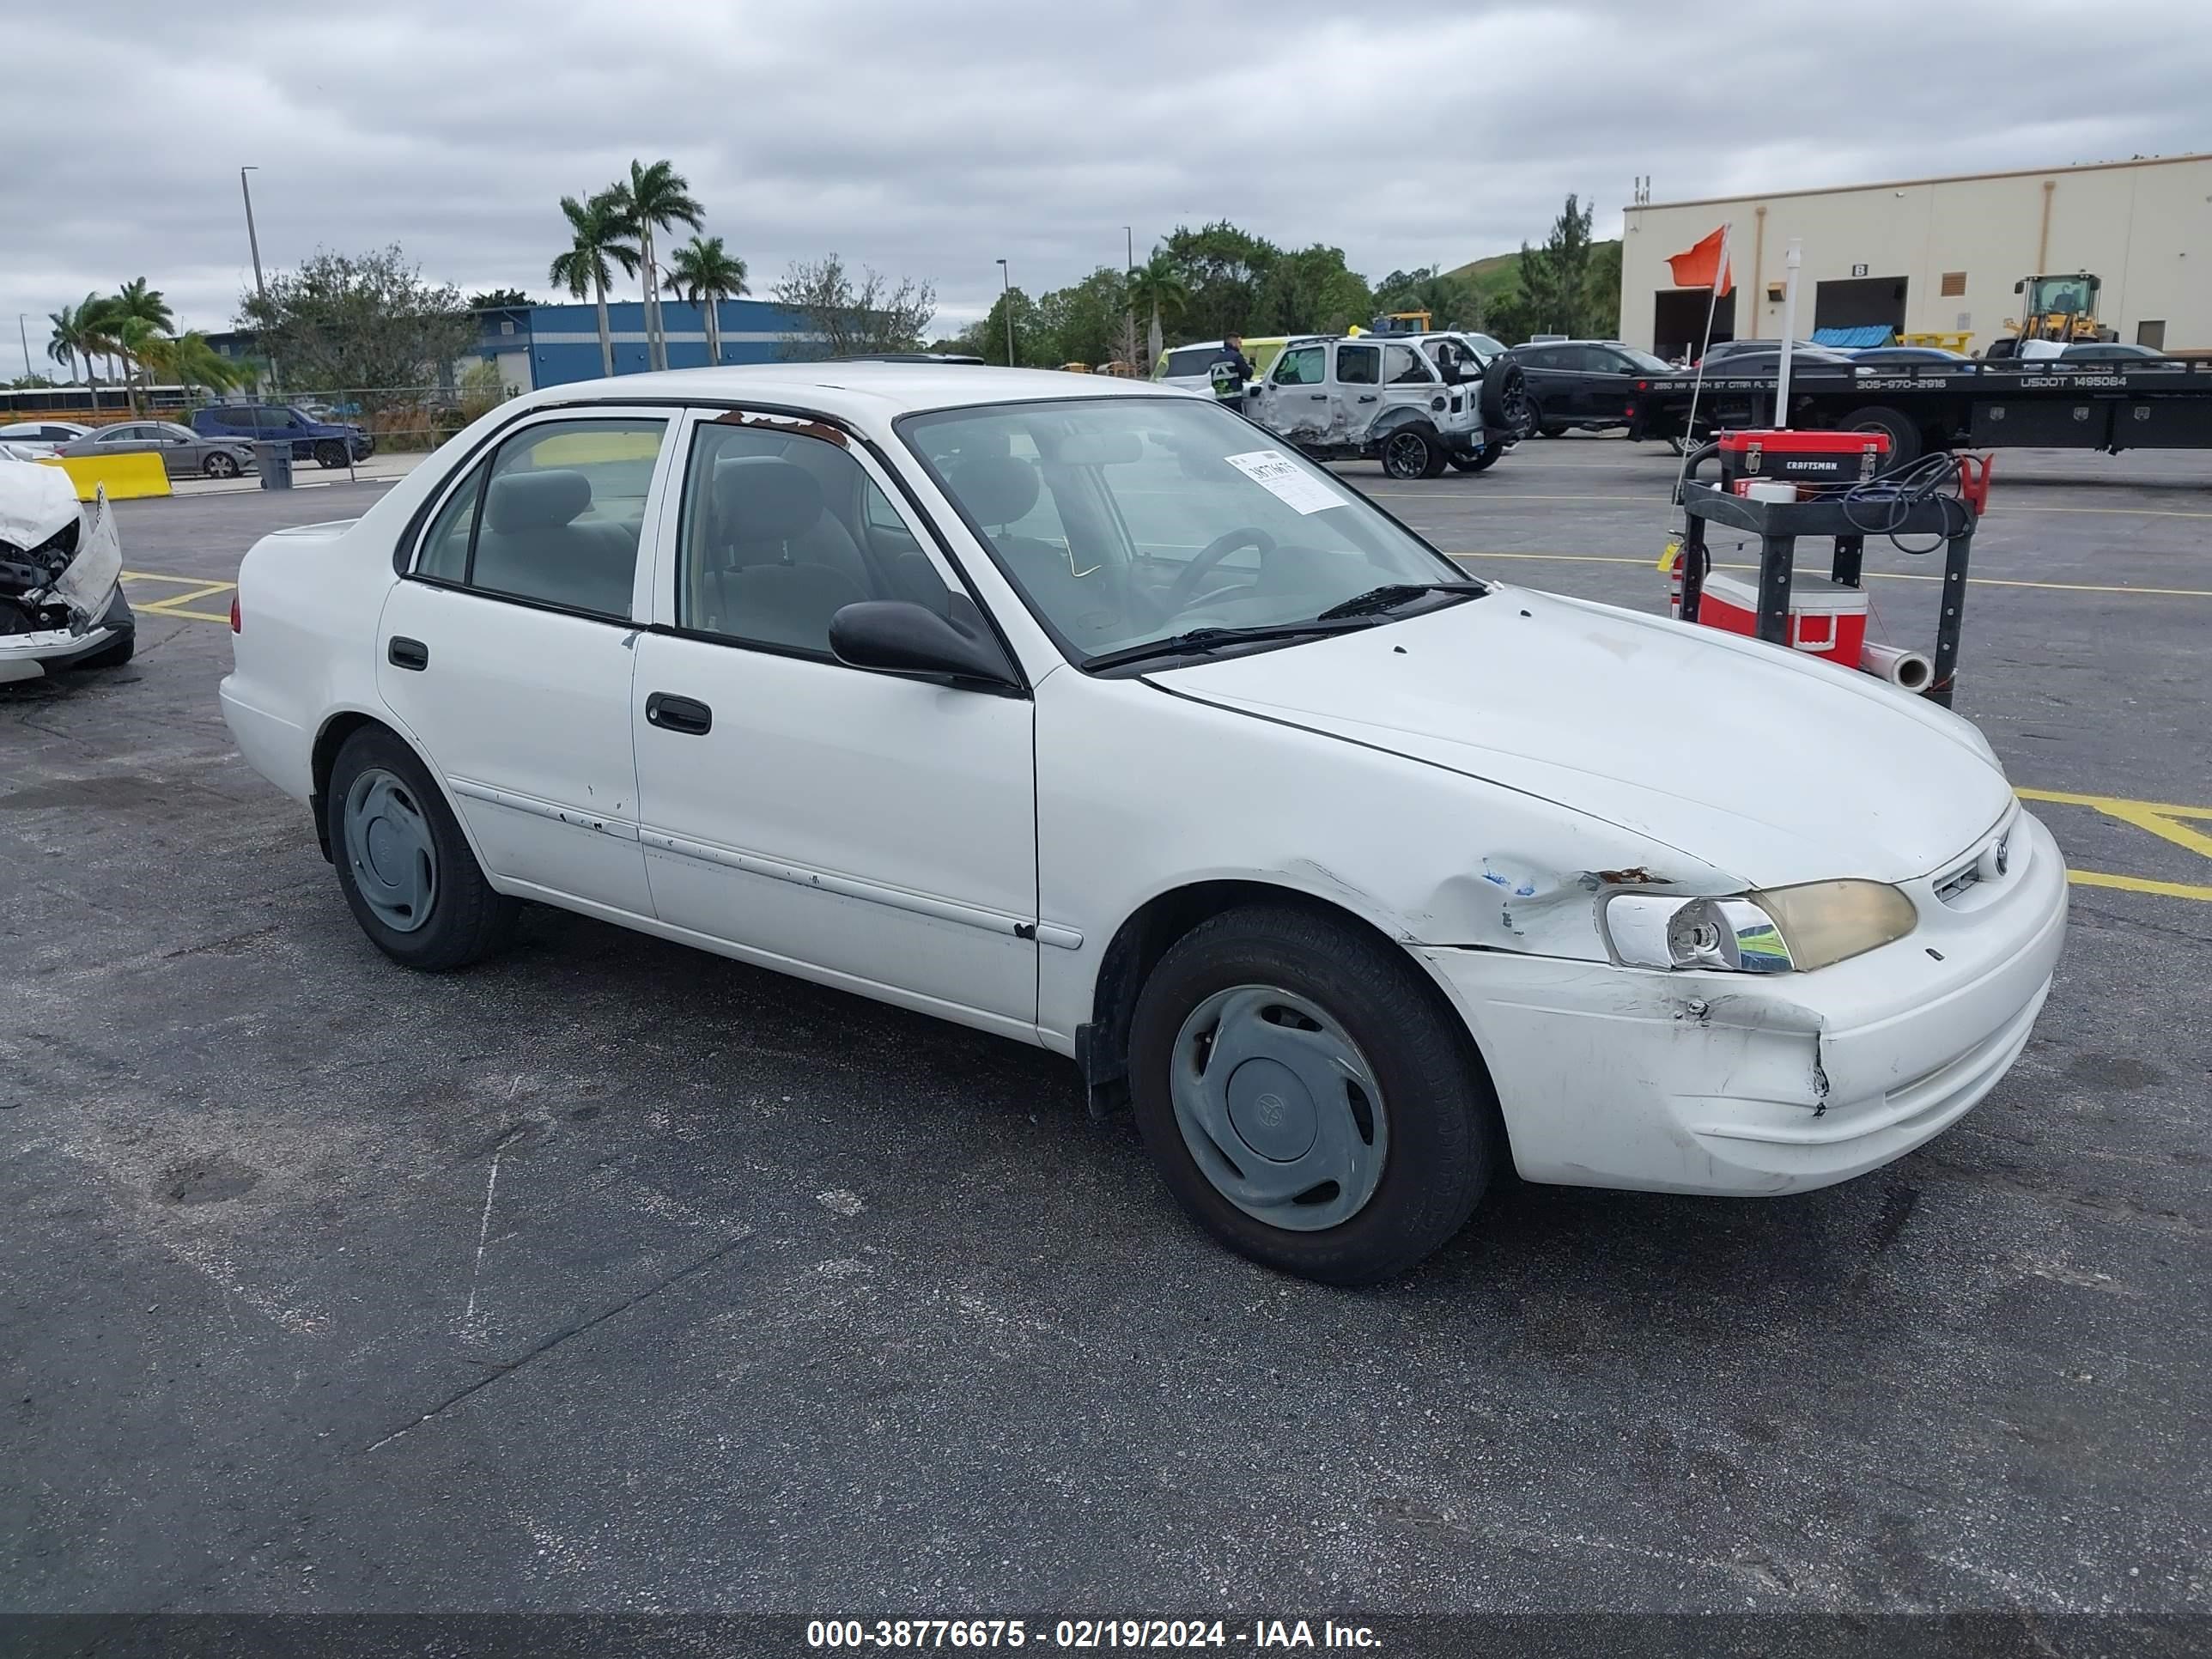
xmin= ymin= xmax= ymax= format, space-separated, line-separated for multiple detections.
xmin=1694 ymin=571 xmax=1868 ymax=665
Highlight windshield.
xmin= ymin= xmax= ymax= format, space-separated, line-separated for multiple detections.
xmin=901 ymin=397 xmax=1473 ymax=667
xmin=1618 ymin=346 xmax=1674 ymax=373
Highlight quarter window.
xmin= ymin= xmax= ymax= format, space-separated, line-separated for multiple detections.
xmin=1382 ymin=344 xmax=1431 ymax=385
xmin=415 ymin=416 xmax=664 ymax=618
xmin=677 ymin=420 xmax=951 ymax=656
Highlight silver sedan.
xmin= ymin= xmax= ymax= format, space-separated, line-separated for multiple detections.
xmin=56 ymin=421 xmax=259 ymax=480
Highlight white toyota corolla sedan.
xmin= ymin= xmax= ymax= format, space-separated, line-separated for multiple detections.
xmin=221 ymin=364 xmax=2067 ymax=1283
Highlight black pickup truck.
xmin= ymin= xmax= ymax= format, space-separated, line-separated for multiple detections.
xmin=1626 ymin=356 xmax=2212 ymax=465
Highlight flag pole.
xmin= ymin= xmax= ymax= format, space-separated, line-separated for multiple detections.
xmin=1670 ymin=220 xmax=1731 ymax=500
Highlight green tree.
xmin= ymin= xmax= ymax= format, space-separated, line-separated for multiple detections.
xmin=236 ymin=245 xmax=477 ymax=392
xmin=771 ymin=253 xmax=937 ymax=359
xmin=1254 ymin=244 xmax=1373 ymax=335
xmin=467 ymin=288 xmax=532 ymax=309
xmin=46 ymin=294 xmax=109 ymax=388
xmin=1033 ymin=268 xmax=1132 ymax=366
xmin=606 ymin=159 xmax=704 ymax=372
xmin=1585 ymin=239 xmax=1623 ymax=338
xmin=549 ymin=190 xmax=641 ymax=377
xmin=667 ymin=234 xmax=749 ymax=366
xmin=1125 ymin=251 xmax=1189 ymax=367
xmin=1372 ymin=265 xmax=1481 ymax=331
xmin=1514 ymin=193 xmax=1599 ymax=339
xmin=1160 ymin=221 xmax=1278 ymax=343
xmin=137 ymin=330 xmax=245 ymax=399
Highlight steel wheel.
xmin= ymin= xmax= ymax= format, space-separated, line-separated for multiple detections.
xmin=342 ymin=768 xmax=438 ymax=933
xmin=1169 ymin=983 xmax=1388 ymax=1232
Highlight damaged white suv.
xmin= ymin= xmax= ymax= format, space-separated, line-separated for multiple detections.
xmin=222 ymin=364 xmax=2066 ymax=1284
xmin=1 ymin=461 xmax=133 ymax=684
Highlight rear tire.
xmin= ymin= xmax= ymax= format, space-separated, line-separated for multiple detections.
xmin=1379 ymin=425 xmax=1444 ymax=481
xmin=1839 ymin=404 xmax=1923 ymax=470
xmin=326 ymin=726 xmax=520 ymax=971
xmin=1448 ymin=447 xmax=1500 ymax=473
xmin=1127 ymin=903 xmax=1499 ymax=1285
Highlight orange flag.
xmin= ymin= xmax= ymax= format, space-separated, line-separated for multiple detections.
xmin=1668 ymin=226 xmax=1734 ymax=295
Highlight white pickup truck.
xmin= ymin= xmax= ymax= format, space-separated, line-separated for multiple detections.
xmin=1238 ymin=332 xmax=1527 ymax=478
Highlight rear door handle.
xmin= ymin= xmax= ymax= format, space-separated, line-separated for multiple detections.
xmin=645 ymin=691 xmax=713 ymax=735
xmin=1356 ymin=393 xmax=1377 ymax=403
xmin=387 ymin=636 xmax=428 ymax=671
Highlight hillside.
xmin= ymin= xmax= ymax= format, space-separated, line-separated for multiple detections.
xmin=1449 ymin=240 xmax=1620 ymax=294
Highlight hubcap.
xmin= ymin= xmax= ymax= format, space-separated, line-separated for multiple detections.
xmin=343 ymin=768 xmax=438 ymax=933
xmin=1170 ymin=985 xmax=1388 ymax=1232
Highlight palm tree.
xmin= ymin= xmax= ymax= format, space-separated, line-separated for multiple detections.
xmin=113 ymin=276 xmax=175 ymax=335
xmin=46 ymin=295 xmax=106 ymax=388
xmin=110 ymin=316 xmax=163 ymax=413
xmin=666 ymin=234 xmax=747 ymax=367
xmin=549 ymin=190 xmax=641 ymax=377
xmin=606 ymin=159 xmax=703 ymax=371
xmin=1126 ymin=252 xmax=1188 ymax=368
xmin=137 ymin=331 xmax=240 ymax=403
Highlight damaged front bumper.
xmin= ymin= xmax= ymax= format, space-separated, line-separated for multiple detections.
xmin=1416 ymin=811 xmax=2069 ymax=1195
xmin=1 ymin=490 xmax=130 ymax=684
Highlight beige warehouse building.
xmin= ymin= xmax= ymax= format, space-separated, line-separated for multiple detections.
xmin=1619 ymin=152 xmax=2212 ymax=361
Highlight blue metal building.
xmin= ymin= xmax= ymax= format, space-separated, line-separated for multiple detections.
xmin=520 ymin=298 xmax=811 ymax=386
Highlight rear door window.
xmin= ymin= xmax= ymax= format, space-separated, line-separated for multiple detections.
xmin=1335 ymin=344 xmax=1381 ymax=386
xmin=1382 ymin=344 xmax=1431 ymax=385
xmin=415 ymin=416 xmax=666 ymax=619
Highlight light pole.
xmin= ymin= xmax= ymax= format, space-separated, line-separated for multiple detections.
xmin=995 ymin=258 xmax=1013 ymax=366
xmin=1123 ymin=226 xmax=1133 ymax=272
xmin=17 ymin=314 xmax=30 ymax=381
xmin=240 ymin=165 xmax=275 ymax=390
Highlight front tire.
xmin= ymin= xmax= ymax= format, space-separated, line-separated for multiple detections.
xmin=314 ymin=440 xmax=348 ymax=469
xmin=326 ymin=727 xmax=519 ymax=970
xmin=203 ymin=451 xmax=240 ymax=479
xmin=1127 ymin=904 xmax=1499 ymax=1285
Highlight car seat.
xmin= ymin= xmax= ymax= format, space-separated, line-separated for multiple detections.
xmin=702 ymin=456 xmax=867 ymax=650
xmin=472 ymin=469 xmax=638 ymax=617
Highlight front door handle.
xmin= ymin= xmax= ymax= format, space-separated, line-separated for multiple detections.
xmin=645 ymin=691 xmax=713 ymax=735
xmin=387 ymin=636 xmax=428 ymax=671
xmin=1307 ymin=392 xmax=1328 ymax=399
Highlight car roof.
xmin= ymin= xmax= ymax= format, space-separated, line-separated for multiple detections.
xmin=508 ymin=362 xmax=1206 ymax=422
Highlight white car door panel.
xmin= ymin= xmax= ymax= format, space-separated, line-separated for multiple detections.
xmin=374 ymin=411 xmax=673 ymax=917
xmin=630 ymin=410 xmax=1040 ymax=1025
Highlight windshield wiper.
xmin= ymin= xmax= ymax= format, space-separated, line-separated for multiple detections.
xmin=1316 ymin=580 xmax=1489 ymax=621
xmin=1083 ymin=617 xmax=1376 ymax=671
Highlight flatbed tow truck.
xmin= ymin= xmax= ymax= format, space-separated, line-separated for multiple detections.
xmin=1627 ymin=355 xmax=2212 ymax=465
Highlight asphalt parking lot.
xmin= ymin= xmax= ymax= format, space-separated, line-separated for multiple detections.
xmin=4 ymin=435 xmax=2208 ymax=1626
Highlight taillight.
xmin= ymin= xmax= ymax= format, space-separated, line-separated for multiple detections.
xmin=229 ymin=593 xmax=240 ymax=633
xmin=1636 ymin=380 xmax=1649 ymax=391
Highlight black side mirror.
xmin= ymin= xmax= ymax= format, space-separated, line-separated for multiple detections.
xmin=830 ymin=600 xmax=1022 ymax=690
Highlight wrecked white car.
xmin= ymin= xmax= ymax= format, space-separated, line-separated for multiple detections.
xmin=222 ymin=365 xmax=2066 ymax=1284
xmin=1 ymin=462 xmax=134 ymax=684
xmin=1243 ymin=333 xmax=1526 ymax=478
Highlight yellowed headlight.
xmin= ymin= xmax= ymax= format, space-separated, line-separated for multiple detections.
xmin=1752 ymin=880 xmax=1917 ymax=972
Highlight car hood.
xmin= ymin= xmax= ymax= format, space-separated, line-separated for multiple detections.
xmin=0 ymin=461 xmax=82 ymax=552
xmin=1145 ymin=585 xmax=2012 ymax=890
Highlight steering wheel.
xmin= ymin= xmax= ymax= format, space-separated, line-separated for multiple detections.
xmin=1164 ymin=527 xmax=1277 ymax=611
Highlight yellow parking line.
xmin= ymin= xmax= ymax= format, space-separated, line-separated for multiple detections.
xmin=119 ymin=571 xmax=236 ymax=626
xmin=122 ymin=570 xmax=236 ymax=590
xmin=1446 ymin=550 xmax=2212 ymax=599
xmin=2065 ymin=870 xmax=2212 ymax=902
xmin=2018 ymin=789 xmax=2212 ymax=861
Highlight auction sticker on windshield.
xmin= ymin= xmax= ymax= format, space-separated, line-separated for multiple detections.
xmin=1223 ymin=449 xmax=1346 ymax=514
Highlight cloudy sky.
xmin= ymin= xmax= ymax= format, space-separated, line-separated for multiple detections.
xmin=7 ymin=0 xmax=2209 ymax=362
